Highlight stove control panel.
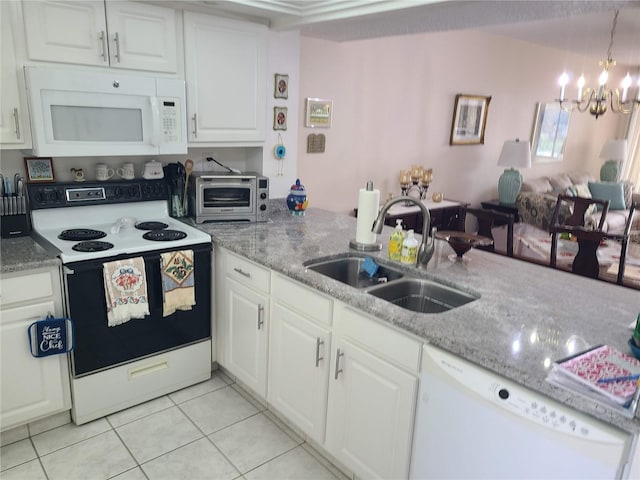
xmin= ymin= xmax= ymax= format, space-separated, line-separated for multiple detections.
xmin=29 ymin=180 xmax=168 ymax=209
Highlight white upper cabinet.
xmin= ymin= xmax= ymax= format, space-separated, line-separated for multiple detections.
xmin=21 ymin=0 xmax=178 ymax=73
xmin=1 ymin=1 xmax=31 ymax=147
xmin=183 ymin=12 xmax=267 ymax=144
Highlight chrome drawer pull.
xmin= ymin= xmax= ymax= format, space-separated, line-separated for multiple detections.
xmin=315 ymin=337 xmax=324 ymax=367
xmin=257 ymin=304 xmax=264 ymax=329
xmin=233 ymin=267 xmax=251 ymax=278
xmin=113 ymin=32 xmax=121 ymax=62
xmin=99 ymin=30 xmax=107 ymax=61
xmin=334 ymin=348 xmax=344 ymax=380
xmin=192 ymin=113 xmax=198 ymax=138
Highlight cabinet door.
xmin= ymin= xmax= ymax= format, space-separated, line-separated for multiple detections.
xmin=105 ymin=2 xmax=177 ymax=73
xmin=22 ymin=0 xmax=108 ymax=67
xmin=184 ymin=12 xmax=267 ymax=143
xmin=1 ymin=1 xmax=31 ymax=147
xmin=1 ymin=301 xmax=71 ymax=431
xmin=325 ymin=337 xmax=418 ymax=480
xmin=225 ymin=277 xmax=268 ymax=397
xmin=269 ymin=301 xmax=330 ymax=443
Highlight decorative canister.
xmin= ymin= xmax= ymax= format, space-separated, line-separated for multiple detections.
xmin=287 ymin=178 xmax=309 ymax=216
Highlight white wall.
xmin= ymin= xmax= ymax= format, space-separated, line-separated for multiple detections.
xmin=297 ymin=29 xmax=627 ymax=214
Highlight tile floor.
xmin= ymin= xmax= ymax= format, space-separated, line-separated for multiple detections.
xmin=1 ymin=371 xmax=349 ymax=480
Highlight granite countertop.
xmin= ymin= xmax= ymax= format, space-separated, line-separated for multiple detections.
xmin=1 ymin=236 xmax=60 ymax=274
xmin=195 ymin=203 xmax=640 ymax=434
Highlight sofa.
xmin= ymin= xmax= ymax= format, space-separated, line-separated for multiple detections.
xmin=515 ymin=171 xmax=639 ymax=234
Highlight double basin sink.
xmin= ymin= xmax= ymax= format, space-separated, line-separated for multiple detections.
xmin=303 ymin=253 xmax=478 ymax=314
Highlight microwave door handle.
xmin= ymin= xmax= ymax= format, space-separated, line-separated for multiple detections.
xmin=150 ymin=96 xmax=160 ymax=147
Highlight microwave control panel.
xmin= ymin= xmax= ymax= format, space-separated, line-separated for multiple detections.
xmin=160 ymin=98 xmax=180 ymax=144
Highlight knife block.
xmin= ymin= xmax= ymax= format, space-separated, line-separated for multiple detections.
xmin=1 ymin=214 xmax=31 ymax=238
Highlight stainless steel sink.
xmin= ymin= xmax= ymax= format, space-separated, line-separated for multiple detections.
xmin=304 ymin=255 xmax=404 ymax=289
xmin=366 ymin=278 xmax=478 ymax=313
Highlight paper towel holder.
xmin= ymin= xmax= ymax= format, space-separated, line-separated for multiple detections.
xmin=350 ymin=180 xmax=383 ymax=251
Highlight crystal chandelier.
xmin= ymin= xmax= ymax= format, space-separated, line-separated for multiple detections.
xmin=556 ymin=10 xmax=640 ymax=119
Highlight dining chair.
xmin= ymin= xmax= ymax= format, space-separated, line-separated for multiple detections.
xmin=464 ymin=207 xmax=515 ymax=257
xmin=606 ymin=202 xmax=637 ymax=285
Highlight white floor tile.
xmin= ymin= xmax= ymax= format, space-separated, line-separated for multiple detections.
xmin=115 ymin=406 xmax=203 ymax=463
xmin=39 ymin=430 xmax=135 ymax=480
xmin=31 ymin=417 xmax=111 ymax=456
xmin=0 ymin=458 xmax=47 ymax=480
xmin=169 ymin=373 xmax=230 ymax=405
xmin=142 ymin=437 xmax=239 ymax=480
xmin=0 ymin=424 xmax=29 ymax=447
xmin=244 ymin=446 xmax=338 ymax=480
xmin=111 ymin=466 xmax=148 ymax=480
xmin=107 ymin=395 xmax=174 ymax=428
xmin=179 ymin=386 xmax=258 ymax=435
xmin=1 ymin=438 xmax=37 ymax=471
xmin=210 ymin=413 xmax=299 ymax=474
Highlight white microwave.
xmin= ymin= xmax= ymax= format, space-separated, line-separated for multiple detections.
xmin=24 ymin=67 xmax=187 ymax=157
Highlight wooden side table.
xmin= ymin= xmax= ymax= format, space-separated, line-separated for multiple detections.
xmin=481 ymin=199 xmax=520 ymax=223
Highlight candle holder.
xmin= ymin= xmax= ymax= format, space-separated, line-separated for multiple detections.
xmin=400 ymin=166 xmax=432 ymax=204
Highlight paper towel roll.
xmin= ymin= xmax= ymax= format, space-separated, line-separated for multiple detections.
xmin=355 ymin=187 xmax=380 ymax=244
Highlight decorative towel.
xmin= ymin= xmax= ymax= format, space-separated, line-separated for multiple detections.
xmin=161 ymin=250 xmax=195 ymax=317
xmin=103 ymin=257 xmax=150 ymax=327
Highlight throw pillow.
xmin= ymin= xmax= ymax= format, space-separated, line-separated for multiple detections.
xmin=574 ymin=183 xmax=592 ymax=198
xmin=622 ymin=181 xmax=634 ymax=207
xmin=565 ymin=185 xmax=578 ymax=196
xmin=568 ymin=171 xmax=595 ymax=185
xmin=548 ymin=173 xmax=573 ymax=194
xmin=521 ymin=178 xmax=553 ymax=193
xmin=588 ymin=181 xmax=626 ymax=210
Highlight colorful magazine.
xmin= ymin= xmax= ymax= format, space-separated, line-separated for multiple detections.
xmin=548 ymin=345 xmax=640 ymax=407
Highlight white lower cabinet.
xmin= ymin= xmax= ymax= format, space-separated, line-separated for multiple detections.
xmin=0 ymin=267 xmax=71 ymax=431
xmin=325 ymin=303 xmax=420 ymax=480
xmin=268 ymin=274 xmax=332 ymax=444
xmin=219 ymin=249 xmax=270 ymax=398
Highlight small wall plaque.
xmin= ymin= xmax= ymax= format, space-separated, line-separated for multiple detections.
xmin=307 ymin=133 xmax=326 ymax=153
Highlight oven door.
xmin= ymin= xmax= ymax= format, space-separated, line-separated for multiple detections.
xmin=63 ymin=243 xmax=211 ymax=377
xmin=197 ymin=178 xmax=256 ymax=216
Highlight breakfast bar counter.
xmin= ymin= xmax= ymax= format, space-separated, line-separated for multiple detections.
xmin=195 ymin=204 xmax=640 ymax=435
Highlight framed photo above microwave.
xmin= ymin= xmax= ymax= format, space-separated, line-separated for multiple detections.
xmin=449 ymin=94 xmax=491 ymax=145
xmin=274 ymin=73 xmax=289 ymax=99
xmin=305 ymin=98 xmax=333 ymax=128
xmin=24 ymin=157 xmax=55 ymax=183
xmin=273 ymin=106 xmax=288 ymax=131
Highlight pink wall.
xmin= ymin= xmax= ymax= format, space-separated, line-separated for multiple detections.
xmin=298 ymin=29 xmax=626 ymax=214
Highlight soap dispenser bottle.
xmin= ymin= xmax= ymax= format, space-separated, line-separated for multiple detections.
xmin=388 ymin=219 xmax=405 ymax=262
xmin=401 ymin=229 xmax=419 ymax=265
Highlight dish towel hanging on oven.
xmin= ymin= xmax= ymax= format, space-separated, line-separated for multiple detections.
xmin=103 ymin=257 xmax=150 ymax=327
xmin=160 ymin=250 xmax=196 ymax=317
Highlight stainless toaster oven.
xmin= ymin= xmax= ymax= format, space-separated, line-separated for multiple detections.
xmin=190 ymin=172 xmax=269 ymax=223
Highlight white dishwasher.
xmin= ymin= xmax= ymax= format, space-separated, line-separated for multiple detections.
xmin=410 ymin=344 xmax=636 ymax=479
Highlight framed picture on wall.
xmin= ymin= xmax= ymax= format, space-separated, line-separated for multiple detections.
xmin=530 ymin=102 xmax=571 ymax=163
xmin=305 ymin=98 xmax=333 ymax=128
xmin=273 ymin=106 xmax=288 ymax=130
xmin=274 ymin=74 xmax=289 ymax=99
xmin=449 ymin=94 xmax=491 ymax=145
xmin=24 ymin=157 xmax=55 ymax=183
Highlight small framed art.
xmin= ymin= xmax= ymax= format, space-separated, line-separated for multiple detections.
xmin=449 ymin=94 xmax=491 ymax=145
xmin=274 ymin=74 xmax=289 ymax=99
xmin=305 ymin=98 xmax=332 ymax=128
xmin=274 ymin=106 xmax=288 ymax=131
xmin=24 ymin=157 xmax=55 ymax=183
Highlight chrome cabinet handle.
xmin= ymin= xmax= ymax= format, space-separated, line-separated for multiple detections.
xmin=99 ymin=30 xmax=107 ymax=61
xmin=257 ymin=304 xmax=264 ymax=329
xmin=113 ymin=32 xmax=121 ymax=62
xmin=315 ymin=337 xmax=324 ymax=367
xmin=334 ymin=348 xmax=344 ymax=380
xmin=233 ymin=267 xmax=251 ymax=278
xmin=192 ymin=113 xmax=198 ymax=138
xmin=12 ymin=108 xmax=20 ymax=140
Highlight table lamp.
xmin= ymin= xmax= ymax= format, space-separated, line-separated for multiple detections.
xmin=599 ymin=139 xmax=627 ymax=181
xmin=497 ymin=138 xmax=531 ymax=204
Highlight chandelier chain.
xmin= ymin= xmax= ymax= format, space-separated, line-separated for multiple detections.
xmin=606 ymin=10 xmax=619 ymax=63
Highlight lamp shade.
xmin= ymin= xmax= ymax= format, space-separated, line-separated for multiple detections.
xmin=599 ymin=139 xmax=627 ymax=161
xmin=497 ymin=139 xmax=532 ymax=168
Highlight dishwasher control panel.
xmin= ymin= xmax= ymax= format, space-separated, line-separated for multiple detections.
xmin=423 ymin=344 xmax=626 ymax=444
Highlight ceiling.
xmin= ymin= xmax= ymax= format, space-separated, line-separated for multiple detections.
xmin=169 ymin=0 xmax=640 ymax=66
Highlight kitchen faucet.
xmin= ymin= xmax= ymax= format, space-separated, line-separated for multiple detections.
xmin=372 ymin=196 xmax=436 ymax=267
